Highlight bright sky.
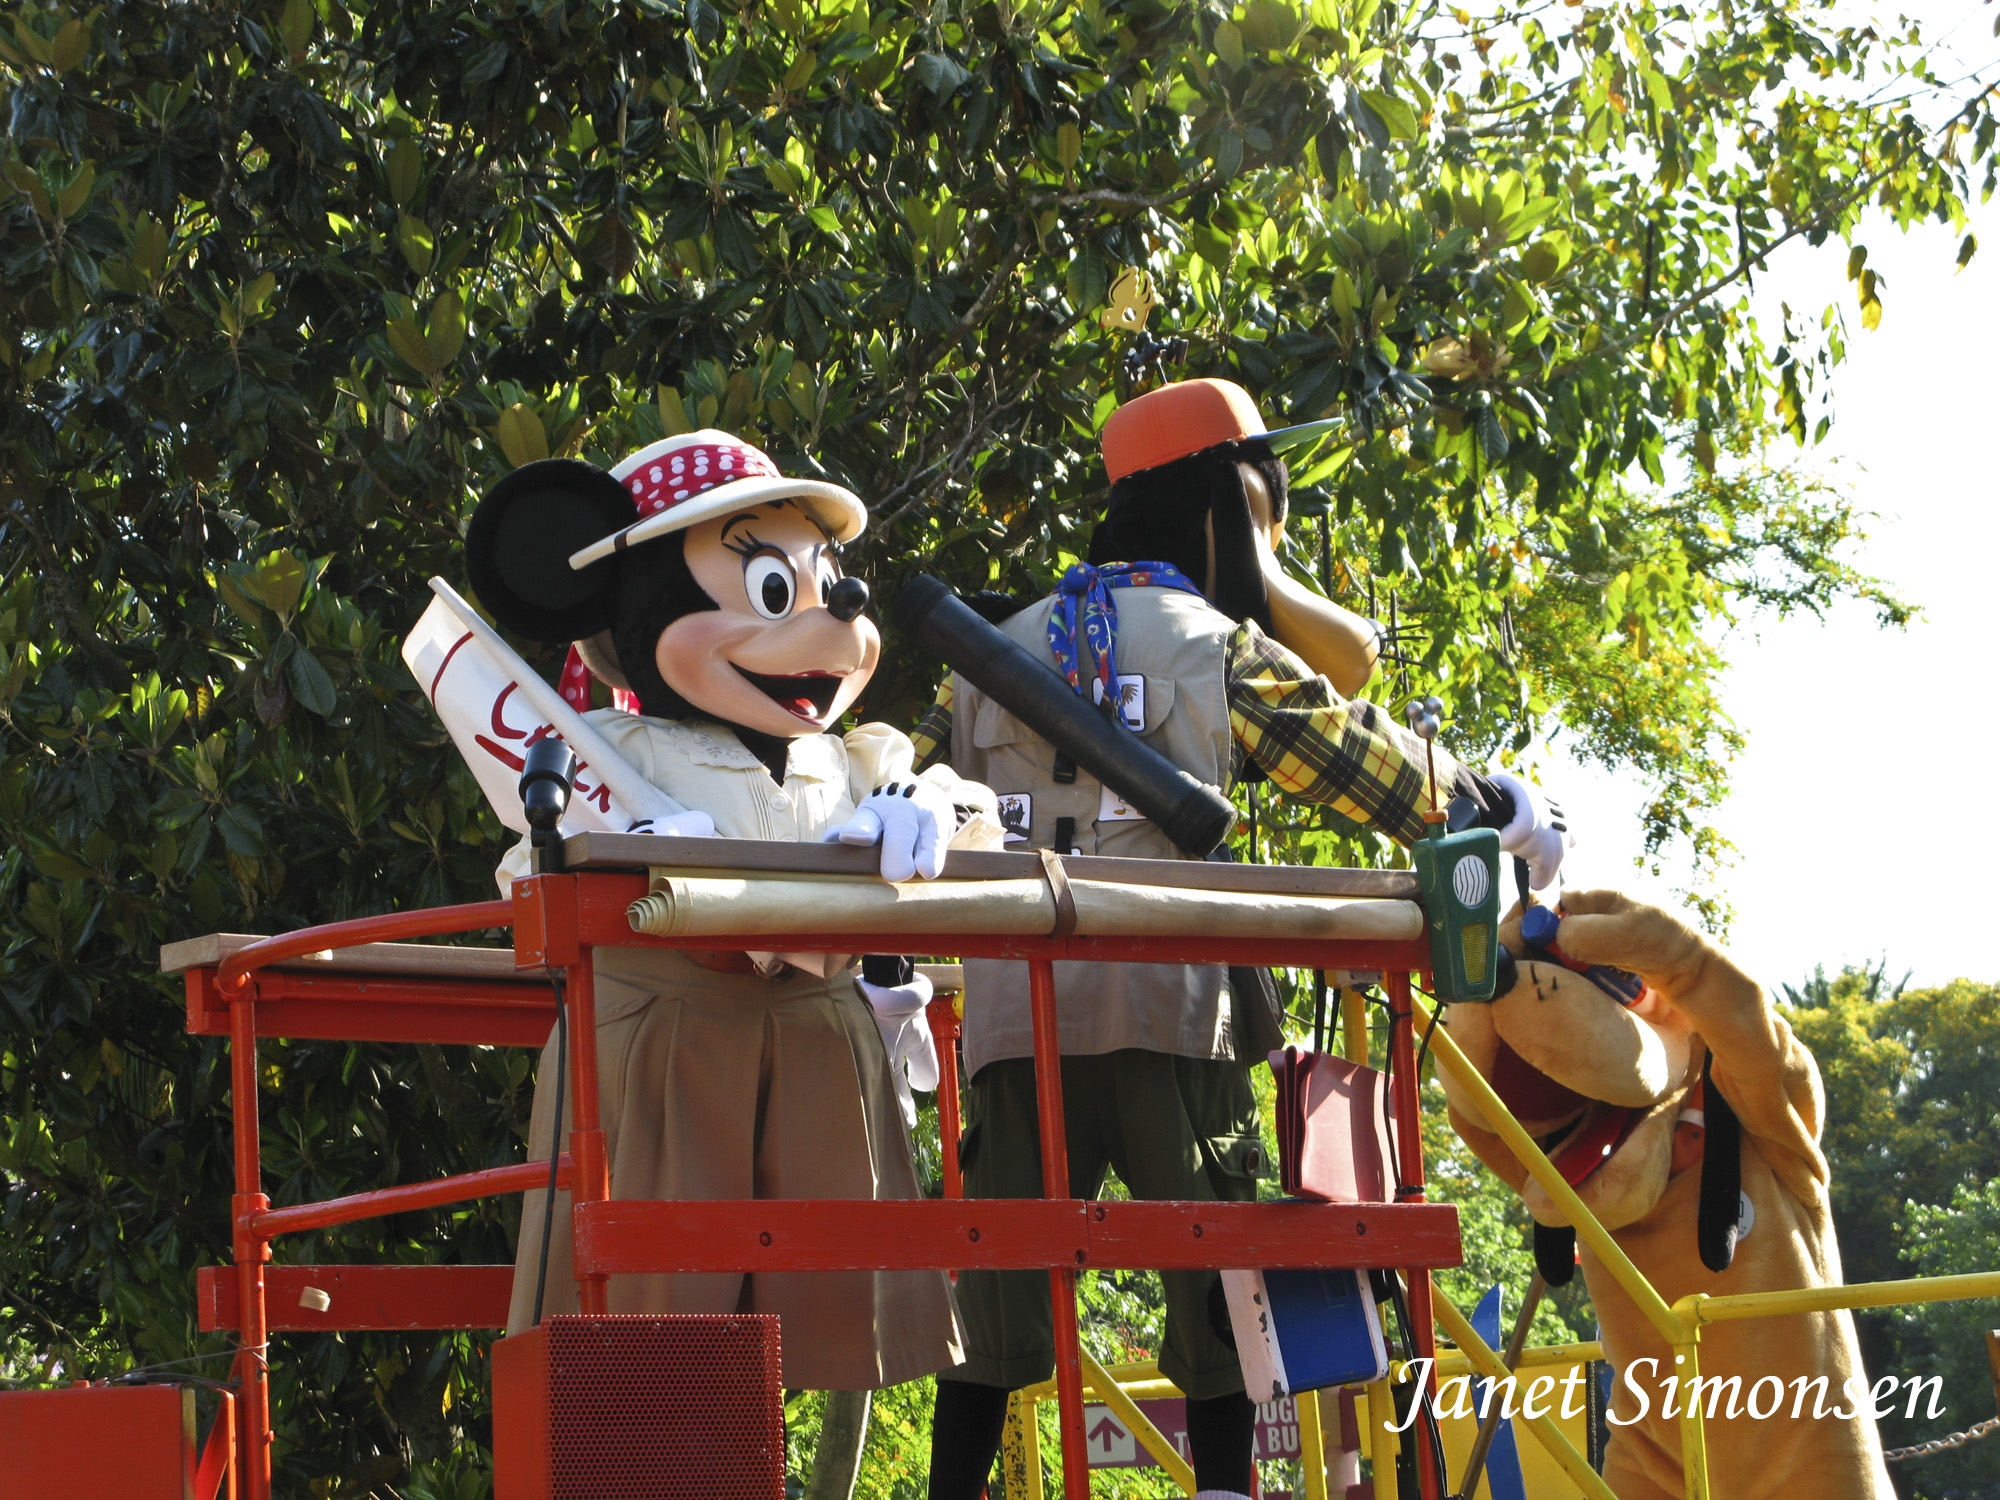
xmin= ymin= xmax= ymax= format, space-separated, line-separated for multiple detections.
xmin=1554 ymin=2 xmax=2000 ymax=990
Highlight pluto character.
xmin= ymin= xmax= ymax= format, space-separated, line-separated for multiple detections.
xmin=1441 ymin=891 xmax=1893 ymax=1500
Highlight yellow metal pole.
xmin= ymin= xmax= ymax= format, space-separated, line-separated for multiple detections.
xmin=1429 ymin=1285 xmax=1621 ymax=1500
xmin=1340 ymin=984 xmax=1370 ymax=1065
xmin=1410 ymin=991 xmax=1683 ymax=1346
xmin=1017 ymin=1358 xmax=1166 ymax=1404
xmin=1363 ymin=1378 xmax=1401 ymax=1500
xmin=1298 ymin=1389 xmax=1330 ymax=1500
xmin=1001 ymin=1389 xmax=1045 ymax=1500
xmin=1684 ymin=1270 xmax=2000 ymax=1324
xmin=1675 ymin=1331 xmax=1712 ymax=1500
xmin=1413 ymin=1341 xmax=1605 ymax=1380
xmin=1079 ymin=1348 xmax=1197 ymax=1494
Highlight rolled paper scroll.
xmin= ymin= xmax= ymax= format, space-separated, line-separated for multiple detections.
xmin=404 ymin=580 xmax=688 ymax=836
xmin=627 ymin=872 xmax=1424 ymax=944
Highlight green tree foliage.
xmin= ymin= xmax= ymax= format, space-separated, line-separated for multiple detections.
xmin=1 ymin=0 xmax=1994 ymax=1490
xmin=1786 ymin=969 xmax=2000 ymax=1500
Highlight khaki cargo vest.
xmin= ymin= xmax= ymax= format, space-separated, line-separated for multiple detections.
xmin=950 ymin=586 xmax=1237 ymax=1076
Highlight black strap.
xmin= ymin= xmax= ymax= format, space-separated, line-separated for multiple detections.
xmin=1052 ymin=815 xmax=1075 ymax=855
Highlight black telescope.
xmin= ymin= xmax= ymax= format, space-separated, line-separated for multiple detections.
xmin=891 ymin=575 xmax=1238 ymax=859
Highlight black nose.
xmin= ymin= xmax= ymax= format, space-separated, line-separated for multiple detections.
xmin=826 ymin=576 xmax=870 ymax=622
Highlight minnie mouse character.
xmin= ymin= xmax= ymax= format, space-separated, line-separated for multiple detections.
xmin=469 ymin=429 xmax=998 ymax=1391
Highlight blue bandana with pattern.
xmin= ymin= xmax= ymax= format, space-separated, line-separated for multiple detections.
xmin=1047 ymin=561 xmax=1203 ymax=704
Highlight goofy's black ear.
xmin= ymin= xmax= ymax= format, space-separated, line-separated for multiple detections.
xmin=465 ymin=459 xmax=636 ymax=642
xmin=1206 ymin=455 xmax=1273 ymax=632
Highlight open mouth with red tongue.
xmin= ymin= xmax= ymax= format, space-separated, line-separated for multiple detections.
xmin=1545 ymin=1104 xmax=1642 ymax=1186
xmin=733 ymin=666 xmax=846 ymax=723
xmin=1490 ymin=1037 xmax=1641 ymax=1186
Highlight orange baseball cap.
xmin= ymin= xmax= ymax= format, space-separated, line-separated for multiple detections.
xmin=1101 ymin=378 xmax=1346 ymax=483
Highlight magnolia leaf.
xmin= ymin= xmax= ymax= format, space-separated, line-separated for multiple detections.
xmin=1066 ymin=238 xmax=1108 ymax=314
xmin=1858 ymin=267 xmax=1882 ymax=330
xmin=280 ymin=0 xmax=314 ymax=53
xmin=1360 ymin=89 xmax=1418 ymax=141
xmin=1694 ymin=429 xmax=1717 ymax=474
xmin=248 ymin=551 xmax=308 ymax=620
xmin=51 ymin=18 xmax=87 ymax=72
xmin=286 ymin=647 xmax=337 ymax=717
xmin=1845 ymin=244 xmax=1867 ymax=282
xmin=425 ymin=291 xmax=466 ymax=367
xmin=54 ymin=162 xmax=95 ymax=221
xmin=386 ymin=139 xmax=421 ymax=208
xmin=1958 ymin=233 xmax=1977 ymax=271
xmin=658 ymin=385 xmax=691 ymax=436
xmin=386 ymin=317 xmax=436 ymax=375
xmin=396 ymin=212 xmax=434 ymax=275
xmin=497 ymin=403 xmax=549 ymax=466
xmin=913 ymin=51 xmax=969 ymax=99
xmin=1213 ymin=19 xmax=1245 ymax=69
xmin=1056 ymin=121 xmax=1081 ymax=172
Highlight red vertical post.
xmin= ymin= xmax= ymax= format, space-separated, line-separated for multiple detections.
xmin=565 ymin=945 xmax=612 ymax=1316
xmin=1387 ymin=970 xmax=1441 ymax=1500
xmin=1027 ymin=958 xmax=1089 ymax=1498
xmin=927 ymin=993 xmax=964 ymax=1200
xmin=228 ymin=990 xmax=272 ymax=1500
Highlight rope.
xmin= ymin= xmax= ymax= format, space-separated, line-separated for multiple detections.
xmin=1883 ymin=1414 xmax=2000 ymax=1462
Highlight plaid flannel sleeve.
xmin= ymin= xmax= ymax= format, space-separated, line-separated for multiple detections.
xmin=1227 ymin=620 xmax=1465 ymax=849
xmin=910 ymin=676 xmax=955 ymax=773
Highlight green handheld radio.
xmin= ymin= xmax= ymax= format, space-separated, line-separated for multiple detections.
xmin=1413 ymin=823 xmax=1502 ymax=1001
xmin=1403 ymin=695 xmax=1503 ymax=1002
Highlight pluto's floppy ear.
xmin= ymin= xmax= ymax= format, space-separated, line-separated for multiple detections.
xmin=465 ymin=459 xmax=636 ymax=642
xmin=1696 ymin=1051 xmax=1743 ymax=1273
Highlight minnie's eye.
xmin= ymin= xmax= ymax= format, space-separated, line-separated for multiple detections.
xmin=817 ymin=557 xmax=840 ymax=601
xmin=744 ymin=554 xmax=796 ymax=620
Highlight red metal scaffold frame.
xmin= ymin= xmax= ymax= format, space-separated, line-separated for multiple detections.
xmin=178 ymin=861 xmax=1460 ymax=1500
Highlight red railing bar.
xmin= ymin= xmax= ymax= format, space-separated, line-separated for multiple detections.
xmin=249 ymin=1156 xmax=572 ymax=1238
xmin=216 ymin=900 xmax=516 ymax=996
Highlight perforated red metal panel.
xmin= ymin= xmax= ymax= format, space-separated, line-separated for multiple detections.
xmin=496 ymin=1314 xmax=784 ymax=1499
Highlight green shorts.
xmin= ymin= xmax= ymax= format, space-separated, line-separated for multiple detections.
xmin=939 ymin=1049 xmax=1265 ymax=1400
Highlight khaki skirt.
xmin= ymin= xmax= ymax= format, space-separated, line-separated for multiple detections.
xmin=507 ymin=947 xmax=964 ymax=1391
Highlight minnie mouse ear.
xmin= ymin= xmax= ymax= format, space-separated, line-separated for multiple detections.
xmin=465 ymin=459 xmax=637 ymax=642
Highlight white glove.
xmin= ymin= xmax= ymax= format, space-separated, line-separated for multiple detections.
xmin=624 ymin=809 xmax=718 ymax=838
xmin=827 ymin=780 xmax=955 ymax=882
xmin=1490 ymin=770 xmax=1573 ymax=892
xmin=856 ymin=969 xmax=938 ymax=1130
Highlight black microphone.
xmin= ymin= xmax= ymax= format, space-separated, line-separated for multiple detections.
xmin=519 ymin=736 xmax=577 ymax=872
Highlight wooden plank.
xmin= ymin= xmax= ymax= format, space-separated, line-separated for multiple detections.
xmin=160 ymin=932 xmax=530 ymax=980
xmin=198 ymin=1264 xmax=515 ymax=1332
xmin=559 ymin=832 xmax=1421 ymax=899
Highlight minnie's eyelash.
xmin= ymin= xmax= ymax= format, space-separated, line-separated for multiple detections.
xmin=722 ymin=530 xmax=769 ymax=560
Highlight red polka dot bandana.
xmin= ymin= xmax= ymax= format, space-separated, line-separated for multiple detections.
xmin=560 ymin=645 xmax=640 ymax=715
xmin=621 ymin=438 xmax=781 ymax=515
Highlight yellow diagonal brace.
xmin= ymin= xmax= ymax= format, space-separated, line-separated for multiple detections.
xmin=1429 ymin=1285 xmax=1623 ymax=1500
xmin=1299 ymin=1388 xmax=1330 ymax=1500
xmin=1079 ymin=1348 xmax=1197 ymax=1493
xmin=1001 ymin=1388 xmax=1045 ymax=1500
xmin=1410 ymin=990 xmax=1683 ymax=1345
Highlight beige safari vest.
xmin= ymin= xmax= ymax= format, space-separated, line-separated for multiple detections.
xmin=950 ymin=585 xmax=1237 ymax=1077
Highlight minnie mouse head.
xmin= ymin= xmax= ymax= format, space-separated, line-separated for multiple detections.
xmin=466 ymin=431 xmax=878 ymax=747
